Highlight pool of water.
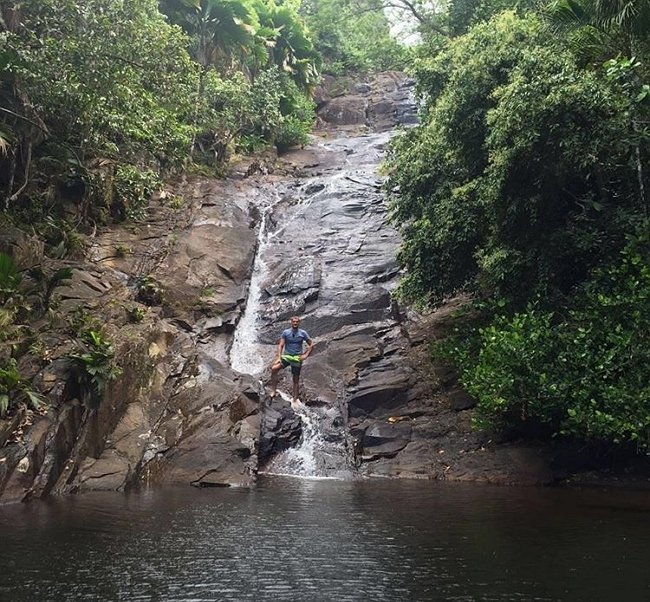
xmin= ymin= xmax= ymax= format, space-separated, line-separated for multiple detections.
xmin=1 ymin=477 xmax=649 ymax=601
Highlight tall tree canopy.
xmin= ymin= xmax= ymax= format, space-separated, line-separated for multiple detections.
xmin=388 ymin=11 xmax=637 ymax=304
xmin=0 ymin=0 xmax=320 ymax=222
xmin=301 ymin=0 xmax=408 ymax=73
xmin=250 ymin=0 xmax=321 ymax=88
xmin=159 ymin=0 xmax=259 ymax=69
xmin=386 ymin=2 xmax=650 ymax=448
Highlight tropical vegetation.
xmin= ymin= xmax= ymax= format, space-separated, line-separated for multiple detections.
xmin=387 ymin=0 xmax=650 ymax=449
xmin=0 ymin=0 xmax=323 ymax=228
xmin=301 ymin=0 xmax=409 ymax=74
xmin=0 ymin=0 xmax=407 ymax=418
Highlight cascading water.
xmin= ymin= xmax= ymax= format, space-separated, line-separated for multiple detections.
xmin=260 ymin=392 xmax=353 ymax=479
xmin=229 ymin=176 xmax=353 ymax=480
xmin=229 ymin=191 xmax=280 ymax=375
xmin=229 ymin=174 xmax=345 ymax=374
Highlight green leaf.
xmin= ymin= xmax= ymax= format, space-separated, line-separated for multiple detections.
xmin=24 ymin=390 xmax=44 ymax=411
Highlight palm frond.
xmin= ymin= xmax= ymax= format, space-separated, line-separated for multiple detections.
xmin=545 ymin=0 xmax=591 ymax=30
xmin=0 ymin=123 xmax=14 ymax=155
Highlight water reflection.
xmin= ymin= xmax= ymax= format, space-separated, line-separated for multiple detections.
xmin=1 ymin=478 xmax=649 ymax=601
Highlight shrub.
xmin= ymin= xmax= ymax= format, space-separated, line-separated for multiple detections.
xmin=113 ymin=165 xmax=161 ymax=222
xmin=273 ymin=74 xmax=315 ymax=151
xmin=68 ymin=330 xmax=122 ymax=408
xmin=453 ymin=234 xmax=650 ymax=448
xmin=127 ymin=306 xmax=146 ymax=323
xmin=0 ymin=359 xmax=44 ymax=418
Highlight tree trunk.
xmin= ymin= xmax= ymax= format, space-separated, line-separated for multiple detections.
xmin=635 ymin=142 xmax=647 ymax=218
xmin=4 ymin=150 xmax=17 ymax=210
xmin=188 ymin=67 xmax=205 ymax=161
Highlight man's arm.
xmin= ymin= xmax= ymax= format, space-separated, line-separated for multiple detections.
xmin=301 ymin=338 xmax=314 ymax=360
xmin=276 ymin=335 xmax=285 ymax=360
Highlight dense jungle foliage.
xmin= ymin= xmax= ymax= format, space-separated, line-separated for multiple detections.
xmin=387 ymin=0 xmax=650 ymax=450
xmin=0 ymin=0 xmax=400 ymax=418
xmin=0 ymin=0 xmax=400 ymax=232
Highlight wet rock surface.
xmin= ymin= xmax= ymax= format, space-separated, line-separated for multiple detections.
xmin=1 ymin=72 xmax=586 ymax=502
xmin=239 ymin=73 xmax=556 ymax=484
xmin=0 ymin=172 xmax=263 ymax=501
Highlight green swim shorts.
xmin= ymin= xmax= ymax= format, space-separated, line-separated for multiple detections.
xmin=280 ymin=354 xmax=303 ymax=374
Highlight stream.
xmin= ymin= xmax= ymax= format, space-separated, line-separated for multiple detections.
xmin=2 ymin=478 xmax=649 ymax=601
xmin=227 ymin=127 xmax=402 ymax=477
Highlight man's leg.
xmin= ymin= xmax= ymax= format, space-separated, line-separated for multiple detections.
xmin=292 ymin=371 xmax=300 ymax=403
xmin=269 ymin=361 xmax=282 ymax=397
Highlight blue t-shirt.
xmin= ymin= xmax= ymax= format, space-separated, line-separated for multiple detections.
xmin=282 ymin=328 xmax=311 ymax=355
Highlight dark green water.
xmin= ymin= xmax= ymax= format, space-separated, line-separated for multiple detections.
xmin=1 ymin=477 xmax=649 ymax=601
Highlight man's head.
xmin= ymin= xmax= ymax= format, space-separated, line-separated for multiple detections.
xmin=290 ymin=316 xmax=301 ymax=329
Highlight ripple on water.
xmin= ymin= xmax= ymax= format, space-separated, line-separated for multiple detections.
xmin=2 ymin=479 xmax=650 ymax=601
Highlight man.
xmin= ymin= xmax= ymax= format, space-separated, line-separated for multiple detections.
xmin=269 ymin=316 xmax=314 ymax=404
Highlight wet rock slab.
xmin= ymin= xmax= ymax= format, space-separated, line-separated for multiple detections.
xmin=0 ymin=72 xmax=563 ymax=501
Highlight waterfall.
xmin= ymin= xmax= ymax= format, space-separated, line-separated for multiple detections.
xmin=229 ymin=177 xmax=353 ymax=480
xmin=229 ymin=176 xmax=343 ymax=375
xmin=261 ymin=393 xmax=353 ymax=480
xmin=229 ymin=192 xmax=279 ymax=375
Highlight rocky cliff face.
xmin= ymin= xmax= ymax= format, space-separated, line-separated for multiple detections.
xmin=0 ymin=177 xmax=264 ymax=501
xmin=0 ymin=72 xmax=553 ymax=504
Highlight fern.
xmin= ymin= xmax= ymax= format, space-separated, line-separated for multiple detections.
xmin=0 ymin=359 xmax=45 ymax=418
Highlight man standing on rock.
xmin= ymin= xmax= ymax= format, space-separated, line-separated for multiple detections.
xmin=269 ymin=316 xmax=314 ymax=404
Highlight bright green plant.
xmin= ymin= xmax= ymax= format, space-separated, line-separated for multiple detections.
xmin=113 ymin=165 xmax=161 ymax=222
xmin=68 ymin=329 xmax=122 ymax=408
xmin=235 ymin=133 xmax=268 ymax=154
xmin=0 ymin=358 xmax=44 ymax=418
xmin=274 ymin=75 xmax=315 ymax=151
xmin=274 ymin=115 xmax=310 ymax=151
xmin=67 ymin=306 xmax=102 ymax=337
xmin=445 ymin=233 xmax=650 ymax=447
xmin=127 ymin=306 xmax=146 ymax=323
xmin=166 ymin=195 xmax=186 ymax=210
xmin=194 ymin=66 xmax=314 ymax=162
xmin=195 ymin=70 xmax=260 ymax=163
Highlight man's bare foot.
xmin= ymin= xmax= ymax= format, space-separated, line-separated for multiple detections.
xmin=268 ymin=390 xmax=276 ymax=399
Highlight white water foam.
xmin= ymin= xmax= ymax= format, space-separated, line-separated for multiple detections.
xmin=229 ymin=176 xmax=344 ymax=374
xmin=264 ymin=393 xmax=325 ymax=477
xmin=260 ymin=392 xmax=352 ymax=480
xmin=229 ymin=192 xmax=280 ymax=374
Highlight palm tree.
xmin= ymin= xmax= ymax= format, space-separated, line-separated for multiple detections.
xmin=251 ymin=0 xmax=320 ymax=90
xmin=160 ymin=0 xmax=261 ymax=158
xmin=594 ymin=0 xmax=650 ymax=37
xmin=546 ymin=0 xmax=650 ymax=58
xmin=160 ymin=0 xmax=259 ymax=69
